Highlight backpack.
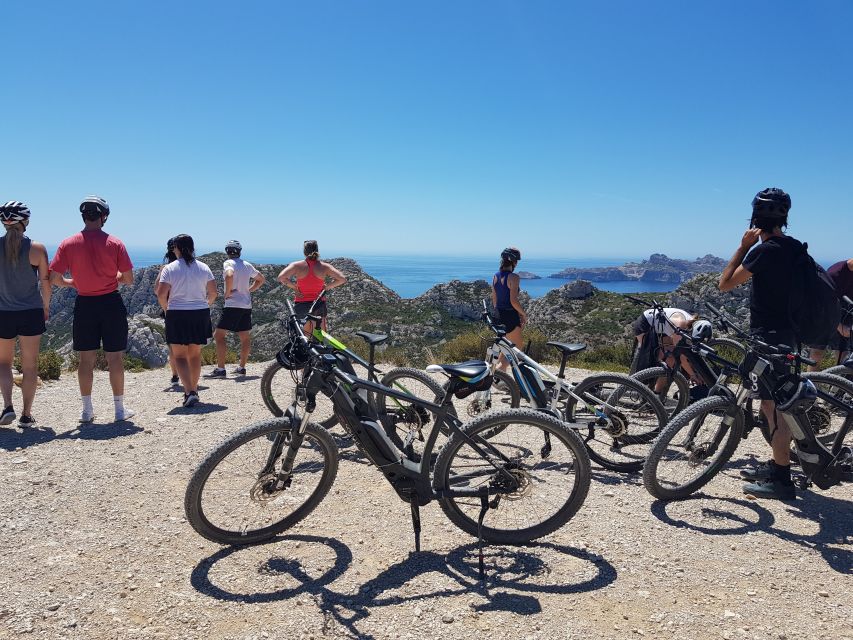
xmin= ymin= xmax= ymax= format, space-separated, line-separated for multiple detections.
xmin=788 ymin=241 xmax=841 ymax=346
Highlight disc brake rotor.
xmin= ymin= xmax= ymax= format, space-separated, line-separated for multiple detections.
xmin=805 ymin=404 xmax=831 ymax=435
xmin=600 ymin=409 xmax=628 ymax=438
xmin=494 ymin=467 xmax=532 ymax=501
xmin=250 ymin=473 xmax=286 ymax=504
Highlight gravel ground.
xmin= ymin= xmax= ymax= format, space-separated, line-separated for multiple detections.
xmin=1 ymin=363 xmax=851 ymax=640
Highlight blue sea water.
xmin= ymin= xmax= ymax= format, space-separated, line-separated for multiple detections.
xmin=119 ymin=249 xmax=676 ymax=298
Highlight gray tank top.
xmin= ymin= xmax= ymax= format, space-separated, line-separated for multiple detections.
xmin=0 ymin=236 xmax=44 ymax=311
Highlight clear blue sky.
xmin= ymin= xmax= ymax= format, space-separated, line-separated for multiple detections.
xmin=2 ymin=1 xmax=851 ymax=262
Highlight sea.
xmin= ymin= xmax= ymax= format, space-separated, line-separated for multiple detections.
xmin=121 ymin=249 xmax=677 ymax=299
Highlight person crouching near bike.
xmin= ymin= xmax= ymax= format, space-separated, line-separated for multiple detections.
xmin=156 ymin=235 xmax=217 ymax=408
xmin=806 ymin=257 xmax=853 ymax=369
xmin=210 ymin=240 xmax=266 ymax=378
xmin=277 ymin=240 xmax=347 ymax=335
xmin=718 ymin=187 xmax=802 ymax=500
xmin=492 ymin=247 xmax=527 ymax=371
xmin=631 ymin=307 xmax=700 ymax=394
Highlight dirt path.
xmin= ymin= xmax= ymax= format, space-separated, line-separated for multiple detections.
xmin=1 ymin=363 xmax=850 ymax=639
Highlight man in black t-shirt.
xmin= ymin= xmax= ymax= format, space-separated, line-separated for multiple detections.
xmin=718 ymin=187 xmax=802 ymax=500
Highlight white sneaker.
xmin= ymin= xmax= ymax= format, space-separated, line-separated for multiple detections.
xmin=79 ymin=410 xmax=96 ymax=424
xmin=115 ymin=408 xmax=136 ymax=422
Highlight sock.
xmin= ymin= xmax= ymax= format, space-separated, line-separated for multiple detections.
xmin=772 ymin=462 xmax=792 ymax=482
xmin=82 ymin=395 xmax=94 ymax=414
xmin=114 ymin=395 xmax=125 ymax=414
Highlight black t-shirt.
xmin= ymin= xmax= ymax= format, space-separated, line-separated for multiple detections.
xmin=742 ymin=234 xmax=803 ymax=332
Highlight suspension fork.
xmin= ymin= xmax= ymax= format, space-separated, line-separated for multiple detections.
xmin=265 ymin=401 xmax=313 ymax=479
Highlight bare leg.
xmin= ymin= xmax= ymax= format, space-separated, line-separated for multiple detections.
xmin=238 ymin=331 xmax=251 ymax=367
xmin=187 ymin=344 xmax=202 ymax=392
xmin=168 ymin=345 xmax=177 ymax=376
xmin=761 ymin=399 xmax=792 ymax=466
xmin=499 ymin=326 xmax=524 ymax=371
xmin=807 ymin=348 xmax=825 ymax=372
xmin=18 ymin=335 xmax=42 ymax=416
xmin=214 ymin=328 xmax=227 ymax=369
xmin=77 ymin=350 xmax=97 ymax=396
xmin=171 ymin=344 xmax=191 ymax=391
xmin=0 ymin=339 xmax=14 ymax=408
xmin=104 ymin=351 xmax=125 ymax=397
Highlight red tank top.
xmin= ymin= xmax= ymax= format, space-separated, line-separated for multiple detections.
xmin=294 ymin=259 xmax=325 ymax=302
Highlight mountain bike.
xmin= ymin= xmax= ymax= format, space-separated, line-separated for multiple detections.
xmin=185 ymin=300 xmax=591 ymax=576
xmin=260 ymin=291 xmax=445 ymax=432
xmin=451 ymin=301 xmax=668 ymax=473
xmin=643 ymin=304 xmax=853 ymax=500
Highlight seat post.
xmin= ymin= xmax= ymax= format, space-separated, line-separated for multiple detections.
xmin=558 ymin=353 xmax=570 ymax=379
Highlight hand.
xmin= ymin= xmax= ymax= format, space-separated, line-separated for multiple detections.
xmin=43 ymin=308 xmax=50 ymax=322
xmin=64 ymin=277 xmax=76 ymax=289
xmin=116 ymin=270 xmax=122 ymax=281
xmin=740 ymin=228 xmax=761 ymax=250
xmin=520 ymin=313 xmax=528 ymax=327
xmin=840 ymin=323 xmax=851 ymax=338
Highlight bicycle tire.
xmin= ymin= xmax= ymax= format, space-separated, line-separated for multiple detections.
xmin=564 ymin=373 xmax=668 ymax=473
xmin=185 ymin=417 xmax=339 ymax=545
xmin=643 ymin=395 xmax=744 ymax=500
xmin=631 ymin=366 xmax=691 ymax=418
xmin=378 ymin=367 xmax=453 ymax=451
xmin=260 ymin=361 xmax=337 ymax=429
xmin=433 ymin=408 xmax=591 ymax=545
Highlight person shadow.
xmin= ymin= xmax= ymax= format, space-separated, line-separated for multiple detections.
xmin=0 ymin=419 xmax=143 ymax=451
xmin=167 ymin=403 xmax=228 ymax=416
xmin=190 ymin=534 xmax=617 ymax=640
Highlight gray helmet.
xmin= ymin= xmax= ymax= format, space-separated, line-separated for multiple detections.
xmin=225 ymin=239 xmax=242 ymax=256
xmin=691 ymin=320 xmax=713 ymax=341
xmin=80 ymin=195 xmax=110 ymax=220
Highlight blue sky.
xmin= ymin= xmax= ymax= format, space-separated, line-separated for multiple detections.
xmin=2 ymin=1 xmax=851 ymax=262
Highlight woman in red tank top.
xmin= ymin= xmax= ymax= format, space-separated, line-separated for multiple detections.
xmin=277 ymin=240 xmax=347 ymax=334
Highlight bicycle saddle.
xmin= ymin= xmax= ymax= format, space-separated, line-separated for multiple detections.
xmin=547 ymin=341 xmax=586 ymax=355
xmin=356 ymin=331 xmax=388 ymax=346
xmin=426 ymin=360 xmax=489 ymax=381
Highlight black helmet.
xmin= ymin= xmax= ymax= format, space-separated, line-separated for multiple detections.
xmin=0 ymin=201 xmax=31 ymax=224
xmin=225 ymin=240 xmax=242 ymax=257
xmin=275 ymin=339 xmax=312 ymax=370
xmin=80 ymin=195 xmax=110 ymax=220
xmin=776 ymin=378 xmax=817 ymax=412
xmin=751 ymin=188 xmax=791 ymax=219
xmin=691 ymin=320 xmax=713 ymax=342
xmin=501 ymin=247 xmax=521 ymax=263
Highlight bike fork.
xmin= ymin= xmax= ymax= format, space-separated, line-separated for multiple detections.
xmin=280 ymin=409 xmax=312 ymax=477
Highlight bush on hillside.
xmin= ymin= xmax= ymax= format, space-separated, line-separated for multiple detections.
xmin=14 ymin=349 xmax=63 ymax=380
xmin=67 ymin=350 xmax=150 ymax=373
xmin=201 ymin=343 xmax=237 ymax=366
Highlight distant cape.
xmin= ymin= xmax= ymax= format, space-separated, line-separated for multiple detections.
xmin=550 ymin=253 xmax=727 ymax=284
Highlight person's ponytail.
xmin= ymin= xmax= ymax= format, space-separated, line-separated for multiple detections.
xmin=3 ymin=222 xmax=25 ymax=266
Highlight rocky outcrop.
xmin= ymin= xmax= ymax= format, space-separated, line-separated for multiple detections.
xmin=414 ymin=279 xmax=531 ymax=321
xmin=126 ymin=315 xmax=169 ymax=367
xmin=667 ymin=272 xmax=750 ymax=325
xmin=551 ymin=254 xmax=727 ymax=284
xmin=516 ymin=271 xmax=541 ymax=280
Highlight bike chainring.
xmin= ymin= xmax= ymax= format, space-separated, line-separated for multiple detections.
xmin=600 ymin=409 xmax=628 ymax=438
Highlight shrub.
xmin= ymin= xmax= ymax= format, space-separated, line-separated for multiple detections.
xmin=201 ymin=343 xmax=237 ymax=366
xmin=14 ymin=349 xmax=63 ymax=381
xmin=572 ymin=341 xmax=634 ymax=373
xmin=67 ymin=350 xmax=152 ymax=372
xmin=439 ymin=331 xmax=490 ymax=363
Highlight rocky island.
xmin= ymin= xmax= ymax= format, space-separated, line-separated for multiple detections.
xmin=551 ymin=253 xmax=727 ymax=284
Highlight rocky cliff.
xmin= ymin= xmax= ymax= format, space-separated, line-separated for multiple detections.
xmin=551 ymin=253 xmax=727 ymax=284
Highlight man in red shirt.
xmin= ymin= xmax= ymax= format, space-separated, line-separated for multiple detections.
xmin=49 ymin=196 xmax=136 ymax=423
xmin=807 ymin=258 xmax=853 ymax=368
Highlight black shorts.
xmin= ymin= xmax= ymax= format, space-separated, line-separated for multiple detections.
xmin=294 ymin=300 xmax=327 ymax=323
xmin=166 ymin=309 xmax=213 ymax=346
xmin=807 ymin=328 xmax=851 ymax=352
xmin=751 ymin=328 xmax=797 ymax=401
xmin=632 ymin=313 xmax=652 ymax=336
xmin=218 ymin=307 xmax=252 ymax=332
xmin=73 ymin=292 xmax=128 ymax=352
xmin=497 ymin=308 xmax=521 ymax=333
xmin=0 ymin=308 xmax=46 ymax=340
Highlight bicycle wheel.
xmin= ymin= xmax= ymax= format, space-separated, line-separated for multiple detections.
xmin=260 ymin=361 xmax=337 ymax=429
xmin=446 ymin=369 xmax=521 ymax=419
xmin=433 ymin=408 xmax=591 ymax=545
xmin=185 ymin=417 xmax=339 ymax=545
xmin=564 ymin=373 xmax=667 ymax=473
xmin=631 ymin=366 xmax=690 ymax=418
xmin=378 ymin=367 xmax=452 ymax=453
xmin=643 ymin=396 xmax=744 ymax=500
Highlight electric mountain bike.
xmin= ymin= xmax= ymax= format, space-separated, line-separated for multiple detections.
xmin=185 ymin=300 xmax=591 ymax=575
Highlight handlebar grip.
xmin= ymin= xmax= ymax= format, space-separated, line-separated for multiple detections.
xmin=801 ymin=355 xmax=817 ymax=366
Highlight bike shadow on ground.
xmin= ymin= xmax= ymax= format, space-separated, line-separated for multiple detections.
xmin=191 ymin=535 xmax=617 ymax=640
xmin=590 ymin=468 xmax=643 ymax=487
xmin=650 ymin=493 xmax=851 ymax=574
xmin=167 ymin=403 xmax=228 ymax=416
xmin=0 ymin=420 xmax=143 ymax=451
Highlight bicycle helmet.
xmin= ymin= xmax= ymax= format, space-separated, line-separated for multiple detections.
xmin=275 ymin=339 xmax=312 ymax=370
xmin=776 ymin=378 xmax=817 ymax=412
xmin=501 ymin=247 xmax=521 ymax=263
xmin=80 ymin=195 xmax=110 ymax=220
xmin=751 ymin=188 xmax=791 ymax=218
xmin=225 ymin=239 xmax=242 ymax=257
xmin=691 ymin=320 xmax=713 ymax=341
xmin=0 ymin=201 xmax=31 ymax=224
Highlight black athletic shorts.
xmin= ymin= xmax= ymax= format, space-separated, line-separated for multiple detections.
xmin=294 ymin=300 xmax=327 ymax=323
xmin=73 ymin=292 xmax=128 ymax=352
xmin=632 ymin=313 xmax=652 ymax=336
xmin=0 ymin=308 xmax=46 ymax=340
xmin=218 ymin=307 xmax=252 ymax=332
xmin=807 ymin=327 xmax=851 ymax=352
xmin=166 ymin=309 xmax=213 ymax=346
xmin=751 ymin=328 xmax=797 ymax=401
xmin=497 ymin=308 xmax=521 ymax=333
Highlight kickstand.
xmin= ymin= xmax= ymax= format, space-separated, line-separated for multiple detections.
xmin=477 ymin=494 xmax=490 ymax=581
xmin=410 ymin=500 xmax=421 ymax=553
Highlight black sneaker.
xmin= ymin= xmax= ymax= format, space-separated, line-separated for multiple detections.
xmin=183 ymin=391 xmax=200 ymax=408
xmin=740 ymin=460 xmax=774 ymax=481
xmin=18 ymin=415 xmax=36 ymax=428
xmin=170 ymin=374 xmax=179 ymax=384
xmin=209 ymin=368 xmax=226 ymax=378
xmin=0 ymin=406 xmax=15 ymax=426
xmin=232 ymin=366 xmax=247 ymax=376
xmin=743 ymin=477 xmax=796 ymax=500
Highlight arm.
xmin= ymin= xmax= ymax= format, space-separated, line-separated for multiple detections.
xmin=49 ymin=270 xmax=75 ymax=289
xmin=224 ymin=268 xmax=235 ymax=300
xmin=156 ymin=282 xmax=171 ymax=311
xmin=206 ymin=279 xmax=218 ymax=306
xmin=491 ymin=275 xmax=497 ymax=308
xmin=248 ymin=272 xmax=266 ymax=293
xmin=277 ymin=262 xmax=300 ymax=290
xmin=321 ymin=262 xmax=347 ymax=290
xmin=508 ymin=273 xmax=527 ymax=326
xmin=32 ymin=243 xmax=52 ymax=321
xmin=718 ymin=229 xmax=760 ymax=292
xmin=117 ymin=270 xmax=134 ymax=285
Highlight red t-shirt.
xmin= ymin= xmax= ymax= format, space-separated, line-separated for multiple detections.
xmin=50 ymin=230 xmax=134 ymax=296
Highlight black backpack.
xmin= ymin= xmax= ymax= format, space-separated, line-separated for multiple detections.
xmin=788 ymin=241 xmax=840 ymax=346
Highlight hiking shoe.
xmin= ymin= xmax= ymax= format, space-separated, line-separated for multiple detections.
xmin=232 ymin=366 xmax=247 ymax=376
xmin=18 ymin=415 xmax=36 ymax=428
xmin=170 ymin=374 xmax=180 ymax=385
xmin=0 ymin=406 xmax=15 ymax=426
xmin=740 ymin=460 xmax=775 ymax=481
xmin=743 ymin=477 xmax=796 ymax=500
xmin=115 ymin=408 xmax=136 ymax=422
xmin=183 ymin=392 xmax=200 ymax=408
xmin=79 ymin=410 xmax=96 ymax=424
xmin=209 ymin=368 xmax=227 ymax=378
